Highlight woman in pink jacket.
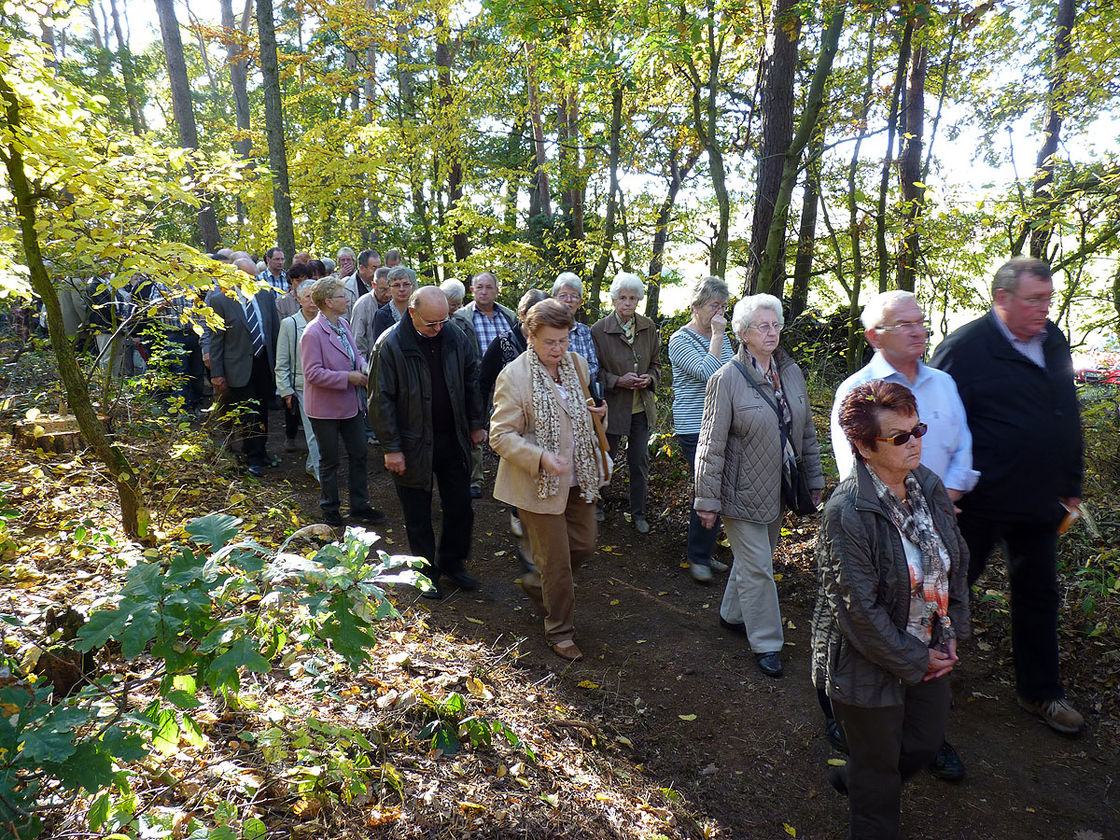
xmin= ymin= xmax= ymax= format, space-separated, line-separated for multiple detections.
xmin=300 ymin=277 xmax=385 ymax=528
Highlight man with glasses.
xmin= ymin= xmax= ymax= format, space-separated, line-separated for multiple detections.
xmin=827 ymin=289 xmax=978 ymax=780
xmin=370 ymin=286 xmax=487 ymax=598
xmin=931 ymin=257 xmax=1084 ymax=736
xmin=370 ymin=266 xmax=416 ymax=343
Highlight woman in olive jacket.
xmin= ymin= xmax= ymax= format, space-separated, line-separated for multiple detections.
xmin=811 ymin=380 xmax=970 ymax=840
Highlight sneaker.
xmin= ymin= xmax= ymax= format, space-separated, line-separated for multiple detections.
xmin=928 ymin=741 xmax=965 ymax=782
xmin=710 ymin=558 xmax=730 ymax=573
xmin=1017 ymin=696 xmax=1085 ymax=735
xmin=634 ymin=515 xmax=650 ymax=534
xmin=510 ymin=511 xmax=523 ymax=537
xmin=470 ymin=486 xmax=482 ymax=499
xmin=690 ymin=562 xmax=712 ymax=583
xmin=594 ymin=506 xmax=605 ymax=523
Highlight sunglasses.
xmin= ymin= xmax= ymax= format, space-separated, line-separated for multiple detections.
xmin=872 ymin=422 xmax=928 ymax=446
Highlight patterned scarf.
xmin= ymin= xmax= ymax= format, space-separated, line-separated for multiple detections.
xmin=529 ymin=350 xmax=601 ymax=503
xmin=867 ymin=468 xmax=955 ymax=644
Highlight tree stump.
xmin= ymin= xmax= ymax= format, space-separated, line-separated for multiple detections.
xmin=12 ymin=414 xmax=89 ymax=453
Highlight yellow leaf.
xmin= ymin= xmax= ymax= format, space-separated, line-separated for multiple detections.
xmin=783 ymin=823 xmax=797 ymax=837
xmin=24 ymin=408 xmax=40 ymax=421
xmin=459 ymin=801 xmax=486 ymax=812
xmin=465 ymin=617 xmax=483 ymax=625
xmin=577 ymin=680 xmax=600 ymax=690
xmin=827 ymin=758 xmax=847 ymax=767
xmin=678 ymin=714 xmax=697 ymax=721
xmin=609 ymin=599 xmax=619 ymax=606
xmin=774 ymin=573 xmax=784 ymax=581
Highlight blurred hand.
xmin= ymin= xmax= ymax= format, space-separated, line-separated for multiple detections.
xmin=698 ymin=510 xmax=718 ymax=529
xmin=283 ymin=395 xmax=294 ymax=410
xmin=211 ymin=376 xmax=226 ymax=394
xmin=710 ymin=314 xmax=727 ymax=333
xmin=347 ymin=370 xmax=368 ymax=387
xmin=924 ymin=638 xmax=958 ymax=681
xmin=587 ymin=403 xmax=607 ymax=422
xmin=541 ymin=451 xmax=570 ymax=477
xmin=811 ymin=489 xmax=823 ymax=508
xmin=616 ymin=372 xmax=641 ymax=389
xmin=384 ymin=452 xmax=406 ymax=474
xmin=470 ymin=428 xmax=488 ymax=447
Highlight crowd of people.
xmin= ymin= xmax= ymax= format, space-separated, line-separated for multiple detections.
xmin=45 ymin=250 xmax=1086 ymax=840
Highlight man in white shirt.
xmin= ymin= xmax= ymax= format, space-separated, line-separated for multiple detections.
xmin=827 ymin=289 xmax=978 ymax=782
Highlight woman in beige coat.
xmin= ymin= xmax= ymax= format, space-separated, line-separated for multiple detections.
xmin=694 ymin=294 xmax=824 ymax=677
xmin=491 ymin=299 xmax=608 ymax=662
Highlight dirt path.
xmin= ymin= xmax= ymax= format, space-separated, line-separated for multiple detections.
xmin=270 ymin=427 xmax=1118 ymax=840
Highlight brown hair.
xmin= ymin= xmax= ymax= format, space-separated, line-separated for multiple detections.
xmin=518 ymin=289 xmax=549 ymax=319
xmin=525 ymin=298 xmax=574 ymax=335
xmin=310 ymin=276 xmax=346 ymax=308
xmin=838 ymin=380 xmax=918 ymax=462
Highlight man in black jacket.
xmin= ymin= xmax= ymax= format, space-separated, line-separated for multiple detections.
xmin=370 ymin=286 xmax=487 ymax=597
xmin=930 ymin=256 xmax=1084 ymax=735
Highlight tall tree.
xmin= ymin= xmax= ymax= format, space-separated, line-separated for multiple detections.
xmin=789 ymin=133 xmax=822 ymax=320
xmin=220 ymin=0 xmax=252 ymax=229
xmin=875 ymin=13 xmax=913 ymax=292
xmin=108 ymin=0 xmax=145 ymax=135
xmin=256 ymin=0 xmax=296 ymax=258
xmin=896 ymin=32 xmax=927 ymax=291
xmin=588 ymin=84 xmax=624 ymax=314
xmin=746 ymin=0 xmax=800 ymax=296
xmin=155 ymin=0 xmax=220 ymax=251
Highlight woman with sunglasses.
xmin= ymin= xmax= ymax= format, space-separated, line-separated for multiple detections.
xmin=811 ymin=380 xmax=970 ymax=840
xmin=694 ymin=293 xmax=823 ymax=678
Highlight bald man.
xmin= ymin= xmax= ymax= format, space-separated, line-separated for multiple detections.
xmin=370 ymin=286 xmax=486 ymax=597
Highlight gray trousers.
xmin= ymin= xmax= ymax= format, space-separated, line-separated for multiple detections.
xmin=720 ymin=516 xmax=784 ymax=653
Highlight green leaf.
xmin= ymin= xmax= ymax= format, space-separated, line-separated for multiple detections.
xmin=185 ymin=514 xmax=241 ymax=548
xmin=51 ymin=738 xmax=115 ymax=792
xmin=180 ymin=714 xmax=205 ymax=748
xmin=21 ymin=706 xmax=90 ymax=762
xmin=88 ymin=793 xmax=111 ymax=830
xmin=209 ymin=635 xmax=270 ymax=688
xmin=120 ymin=609 xmax=161 ymax=658
xmin=102 ymin=726 xmax=146 ymax=762
xmin=164 ymin=690 xmax=201 ymax=710
xmin=77 ymin=608 xmax=127 ymax=651
xmin=242 ymin=817 xmax=267 ymax=840
xmin=148 ymin=707 xmax=179 ymax=755
xmin=432 ymin=725 xmax=458 ymax=756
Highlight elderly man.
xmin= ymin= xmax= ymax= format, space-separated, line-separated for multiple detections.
xmin=344 ymin=249 xmax=379 ymax=310
xmin=373 ymin=266 xmax=392 ymax=307
xmin=385 ymin=248 xmax=402 ymax=268
xmin=370 ymin=286 xmax=487 ymax=597
xmin=258 ymin=247 xmax=287 ymax=295
xmin=352 ymin=267 xmax=393 ymax=360
xmin=370 ymin=266 xmax=416 ymax=343
xmin=827 ymin=289 xmax=978 ymax=781
xmin=552 ymin=272 xmax=600 ymax=382
xmin=931 ymin=257 xmax=1084 ymax=736
xmin=208 ymin=257 xmax=281 ymax=477
xmin=337 ymin=247 xmax=358 ymax=281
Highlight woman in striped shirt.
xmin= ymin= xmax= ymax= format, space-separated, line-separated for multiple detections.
xmin=668 ymin=276 xmax=736 ymax=582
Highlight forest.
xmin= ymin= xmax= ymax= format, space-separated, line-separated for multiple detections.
xmin=1 ymin=0 xmax=1119 ymax=838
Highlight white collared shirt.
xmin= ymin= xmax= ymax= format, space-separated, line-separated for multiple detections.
xmin=830 ymin=351 xmax=980 ymax=493
xmin=991 ymin=309 xmax=1047 ymax=368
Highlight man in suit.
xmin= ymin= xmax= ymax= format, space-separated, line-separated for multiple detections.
xmin=931 ymin=256 xmax=1084 ymax=735
xmin=208 ymin=257 xmax=281 ymax=477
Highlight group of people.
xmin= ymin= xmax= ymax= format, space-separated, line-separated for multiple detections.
xmin=59 ymin=247 xmax=1086 ymax=839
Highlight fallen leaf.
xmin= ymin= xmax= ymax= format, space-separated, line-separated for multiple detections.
xmin=540 ymin=793 xmax=559 ymax=808
xmin=783 ymin=823 xmax=797 ymax=837
xmin=577 ymin=680 xmax=600 ymax=690
xmin=464 ymin=617 xmax=484 ymax=625
xmin=827 ymin=758 xmax=847 ymax=767
xmin=678 ymin=714 xmax=697 ymax=721
xmin=701 ymin=763 xmax=717 ymax=775
xmin=609 ymin=599 xmax=619 ymax=606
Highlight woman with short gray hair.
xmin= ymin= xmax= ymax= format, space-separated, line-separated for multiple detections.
xmin=551 ymin=273 xmax=600 ymax=382
xmin=668 ymin=275 xmax=735 ymax=582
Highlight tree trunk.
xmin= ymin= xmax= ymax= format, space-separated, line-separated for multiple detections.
xmin=503 ymin=120 xmax=524 ymax=231
xmin=746 ymin=0 xmax=800 ymax=296
xmin=689 ymin=13 xmax=729 ymax=279
xmin=0 ymin=74 xmax=150 ymax=541
xmin=1017 ymin=0 xmax=1076 ymax=258
xmin=646 ymin=146 xmax=701 ymax=319
xmin=875 ymin=16 xmax=913 ymax=293
xmin=525 ymin=45 xmax=552 ymax=217
xmin=155 ymin=0 xmax=220 ymax=252
xmin=755 ymin=3 xmax=847 ymax=297
xmin=896 ymin=34 xmax=927 ymax=292
xmin=220 ymin=0 xmax=252 ymax=228
xmin=436 ymin=20 xmax=469 ymax=263
xmin=109 ymin=0 xmax=145 ymax=135
xmin=588 ymin=85 xmax=623 ymax=319
xmin=256 ymin=0 xmax=296 ymax=258
xmin=790 ymin=134 xmax=822 ymax=321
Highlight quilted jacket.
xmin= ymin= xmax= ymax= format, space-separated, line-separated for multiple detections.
xmin=693 ymin=347 xmax=823 ymax=523
xmin=810 ymin=462 xmax=971 ymax=708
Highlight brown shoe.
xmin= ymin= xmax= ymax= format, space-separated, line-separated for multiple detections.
xmin=550 ymin=640 xmax=583 ymax=662
xmin=1017 ymin=696 xmax=1084 ymax=735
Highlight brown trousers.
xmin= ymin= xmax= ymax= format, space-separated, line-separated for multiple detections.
xmin=519 ymin=486 xmax=597 ymax=644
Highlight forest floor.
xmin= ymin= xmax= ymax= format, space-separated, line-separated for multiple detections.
xmin=6 ymin=396 xmax=1119 ymax=840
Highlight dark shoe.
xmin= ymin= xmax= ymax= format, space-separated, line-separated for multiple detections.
xmin=446 ymin=570 xmax=479 ymax=590
xmin=755 ymin=652 xmax=783 ymax=678
xmin=827 ymin=765 xmax=849 ymax=796
xmin=470 ymin=486 xmax=482 ymax=499
xmin=350 ymin=506 xmax=386 ymax=524
xmin=323 ymin=512 xmax=344 ymax=527
xmin=420 ymin=584 xmax=443 ymax=600
xmin=719 ymin=616 xmax=747 ymax=636
xmin=633 ymin=515 xmax=650 ymax=534
xmin=246 ymin=464 xmax=265 ymax=478
xmin=826 ymin=718 xmax=848 ymax=754
xmin=284 ymin=438 xmax=298 ymax=452
xmin=928 ymin=740 xmax=965 ymax=782
xmin=594 ymin=506 xmax=606 ymax=523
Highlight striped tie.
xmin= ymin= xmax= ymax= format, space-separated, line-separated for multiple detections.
xmin=244 ymin=299 xmax=265 ymax=357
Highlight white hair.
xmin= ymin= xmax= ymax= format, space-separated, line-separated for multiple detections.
xmin=609 ymin=271 xmax=645 ymax=302
xmin=551 ymin=272 xmax=583 ymax=297
xmin=860 ymin=290 xmax=918 ymax=331
xmin=731 ymin=294 xmax=784 ymax=336
xmin=336 ymin=246 xmax=356 ymax=260
xmin=440 ymin=278 xmax=466 ymax=303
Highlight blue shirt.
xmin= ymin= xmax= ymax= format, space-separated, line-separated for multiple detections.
xmin=569 ymin=322 xmax=599 ymax=382
xmin=668 ymin=327 xmax=736 ymax=435
xmin=830 ymin=351 xmax=980 ymax=493
xmin=472 ymin=307 xmax=514 ymax=354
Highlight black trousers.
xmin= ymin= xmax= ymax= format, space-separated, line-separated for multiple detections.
xmin=676 ymin=433 xmax=720 ymax=567
xmin=606 ymin=410 xmax=651 ymax=516
xmin=310 ymin=413 xmax=368 ymax=516
xmin=219 ymin=353 xmax=273 ymax=467
xmin=958 ymin=511 xmax=1064 ymax=701
xmin=832 ymin=676 xmax=951 ymax=840
xmin=394 ymin=434 xmax=473 ymax=577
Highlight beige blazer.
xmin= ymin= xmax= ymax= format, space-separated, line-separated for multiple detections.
xmin=491 ymin=351 xmax=602 ymax=514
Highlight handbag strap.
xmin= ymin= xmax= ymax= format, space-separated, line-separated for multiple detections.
xmin=732 ymin=360 xmax=795 ymax=455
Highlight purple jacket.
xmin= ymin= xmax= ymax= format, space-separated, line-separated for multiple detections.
xmin=300 ymin=314 xmax=368 ymax=420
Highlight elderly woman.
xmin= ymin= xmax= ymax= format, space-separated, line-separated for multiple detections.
xmin=275 ymin=281 xmax=320 ymax=481
xmin=668 ymin=276 xmax=736 ymax=582
xmin=491 ymin=299 xmax=608 ymax=662
xmin=300 ymin=277 xmax=384 ymax=527
xmin=551 ymin=272 xmax=600 ymax=382
xmin=811 ymin=381 xmax=969 ymax=840
xmin=591 ymin=272 xmax=661 ymax=533
xmin=694 ymin=293 xmax=823 ymax=677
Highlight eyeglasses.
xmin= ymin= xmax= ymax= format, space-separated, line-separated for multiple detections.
xmin=417 ymin=315 xmax=449 ymax=328
xmin=390 ymin=282 xmax=414 ymax=290
xmin=877 ymin=319 xmax=930 ymax=334
xmin=1012 ymin=293 xmax=1053 ymax=309
xmin=330 ymin=293 xmax=349 ymax=300
xmin=555 ymin=293 xmax=582 ymax=303
xmin=872 ymin=422 xmax=928 ymax=446
xmin=749 ymin=322 xmax=782 ymax=334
